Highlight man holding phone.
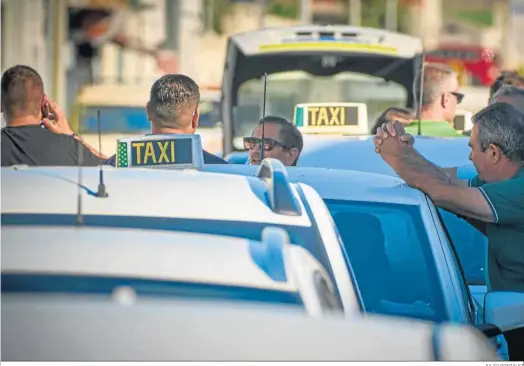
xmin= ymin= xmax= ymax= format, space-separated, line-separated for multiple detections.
xmin=1 ymin=65 xmax=104 ymax=167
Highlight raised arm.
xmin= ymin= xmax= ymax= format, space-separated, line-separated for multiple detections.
xmin=374 ymin=122 xmax=494 ymax=224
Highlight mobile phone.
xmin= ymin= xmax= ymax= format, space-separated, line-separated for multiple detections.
xmin=40 ymin=101 xmax=51 ymax=128
xmin=41 ymin=101 xmax=50 ymax=119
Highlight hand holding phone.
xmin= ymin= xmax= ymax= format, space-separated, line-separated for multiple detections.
xmin=41 ymin=95 xmax=57 ymax=121
xmin=40 ymin=97 xmax=73 ymax=135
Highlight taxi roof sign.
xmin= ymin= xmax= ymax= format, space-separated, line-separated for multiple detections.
xmin=116 ymin=134 xmax=204 ymax=169
xmin=293 ymin=102 xmax=369 ymax=135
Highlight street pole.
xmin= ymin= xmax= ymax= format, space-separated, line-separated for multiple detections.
xmin=300 ymin=0 xmax=312 ymax=24
xmin=385 ymin=0 xmax=398 ymax=30
xmin=49 ymin=0 xmax=67 ymax=108
xmin=164 ymin=0 xmax=180 ymax=51
xmin=349 ymin=0 xmax=361 ymax=26
xmin=258 ymin=0 xmax=265 ymax=29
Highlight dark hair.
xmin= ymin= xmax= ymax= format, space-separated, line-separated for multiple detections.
xmin=148 ymin=74 xmax=200 ymax=129
xmin=473 ymin=102 xmax=524 ymax=163
xmin=1 ymin=65 xmax=44 ymax=121
xmin=258 ymin=115 xmax=303 ymax=166
xmin=370 ymin=107 xmax=415 ymax=135
xmin=490 ymin=84 xmax=524 ymax=112
xmin=489 ymin=71 xmax=524 ymax=99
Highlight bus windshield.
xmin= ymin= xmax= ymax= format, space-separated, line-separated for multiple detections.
xmin=232 ymin=71 xmax=408 ymax=150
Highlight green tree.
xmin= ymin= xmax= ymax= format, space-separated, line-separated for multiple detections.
xmin=267 ymin=0 xmax=299 ymax=19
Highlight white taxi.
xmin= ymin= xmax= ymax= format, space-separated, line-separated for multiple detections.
xmin=1 ymin=134 xmax=359 ymax=315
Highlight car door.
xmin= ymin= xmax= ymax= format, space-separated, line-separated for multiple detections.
xmin=423 ymin=196 xmax=509 ymax=359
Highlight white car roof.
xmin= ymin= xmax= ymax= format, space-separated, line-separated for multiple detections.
xmin=230 ymin=25 xmax=423 ymax=58
xmin=2 ymin=296 xmax=498 ymax=361
xmin=1 ymin=226 xmax=298 ymax=292
xmin=203 ymin=165 xmax=423 ymax=206
xmin=1 ymin=166 xmax=311 ymax=227
xmin=298 ymin=135 xmax=473 ymax=175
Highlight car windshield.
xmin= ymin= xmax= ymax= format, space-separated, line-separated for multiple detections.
xmin=2 ymin=213 xmax=341 ymax=301
xmin=439 ymin=209 xmax=487 ymax=285
xmin=2 ymin=273 xmax=304 ymax=308
xmin=324 ymin=199 xmax=447 ymax=323
xmin=232 ymin=71 xmax=408 ymax=150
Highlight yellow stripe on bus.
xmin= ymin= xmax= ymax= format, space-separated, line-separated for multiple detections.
xmin=259 ymin=42 xmax=398 ymax=55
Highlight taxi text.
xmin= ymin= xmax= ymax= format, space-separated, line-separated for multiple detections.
xmin=308 ymin=106 xmax=353 ymax=126
xmin=131 ymin=140 xmax=176 ymax=165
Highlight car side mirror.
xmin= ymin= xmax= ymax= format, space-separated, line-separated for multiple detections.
xmin=483 ymin=291 xmax=524 ymax=334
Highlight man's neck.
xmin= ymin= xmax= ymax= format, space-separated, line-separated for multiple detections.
xmin=493 ymin=161 xmax=524 ymax=182
xmin=420 ymin=108 xmax=448 ymax=123
xmin=151 ymin=126 xmax=193 ymax=135
xmin=6 ymin=115 xmax=41 ymax=127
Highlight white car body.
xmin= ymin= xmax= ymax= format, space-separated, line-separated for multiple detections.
xmin=204 ymin=164 xmax=524 ymax=359
xmin=2 ymin=296 xmax=499 ymax=361
xmin=2 ymin=225 xmax=340 ymax=317
xmin=0 ymin=161 xmax=359 ymax=315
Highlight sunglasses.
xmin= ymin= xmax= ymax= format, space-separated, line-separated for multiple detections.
xmin=450 ymin=92 xmax=464 ymax=104
xmin=243 ymin=137 xmax=288 ymax=151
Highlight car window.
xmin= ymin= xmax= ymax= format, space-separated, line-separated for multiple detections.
xmin=439 ymin=210 xmax=487 ymax=285
xmin=324 ymin=199 xmax=447 ymax=323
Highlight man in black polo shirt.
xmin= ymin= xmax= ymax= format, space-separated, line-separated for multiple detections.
xmin=1 ymin=65 xmax=103 ymax=167
xmin=105 ymin=74 xmax=227 ymax=165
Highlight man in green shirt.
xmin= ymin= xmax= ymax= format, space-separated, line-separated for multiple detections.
xmin=374 ymin=102 xmax=524 ymax=361
xmin=405 ymin=62 xmax=463 ymax=137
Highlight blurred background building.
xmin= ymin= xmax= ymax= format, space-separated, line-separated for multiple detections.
xmin=1 ymin=0 xmax=523 ymax=122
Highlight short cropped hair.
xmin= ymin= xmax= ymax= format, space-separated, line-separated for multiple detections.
xmin=473 ymin=102 xmax=524 ymax=163
xmin=1 ymin=65 xmax=44 ymax=121
xmin=414 ymin=62 xmax=457 ymax=107
xmin=148 ymin=74 xmax=200 ymax=129
xmin=258 ymin=115 xmax=303 ymax=166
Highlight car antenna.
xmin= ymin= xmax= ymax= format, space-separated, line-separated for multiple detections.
xmin=76 ymin=137 xmax=84 ymax=225
xmin=260 ymin=72 xmax=268 ymax=162
xmin=416 ymin=51 xmax=426 ymax=136
xmin=95 ymin=109 xmax=108 ymax=197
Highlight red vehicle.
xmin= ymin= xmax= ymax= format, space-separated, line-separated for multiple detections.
xmin=426 ymin=44 xmax=500 ymax=86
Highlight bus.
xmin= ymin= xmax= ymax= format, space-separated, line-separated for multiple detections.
xmin=426 ymin=44 xmax=500 ymax=87
xmin=220 ymin=25 xmax=424 ymax=156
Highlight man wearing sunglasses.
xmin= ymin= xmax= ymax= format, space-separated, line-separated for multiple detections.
xmin=403 ymin=62 xmax=464 ymax=137
xmin=244 ymin=116 xmax=303 ymax=166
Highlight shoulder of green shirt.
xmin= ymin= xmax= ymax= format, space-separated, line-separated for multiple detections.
xmin=405 ymin=120 xmax=462 ymax=137
xmin=469 ymin=169 xmax=524 ymax=225
xmin=468 ymin=175 xmax=485 ymax=188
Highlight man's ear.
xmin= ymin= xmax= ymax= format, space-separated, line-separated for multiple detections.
xmin=289 ymin=148 xmax=300 ymax=165
xmin=488 ymin=143 xmax=504 ymax=164
xmin=192 ymin=106 xmax=200 ymax=129
xmin=441 ymin=93 xmax=449 ymax=108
